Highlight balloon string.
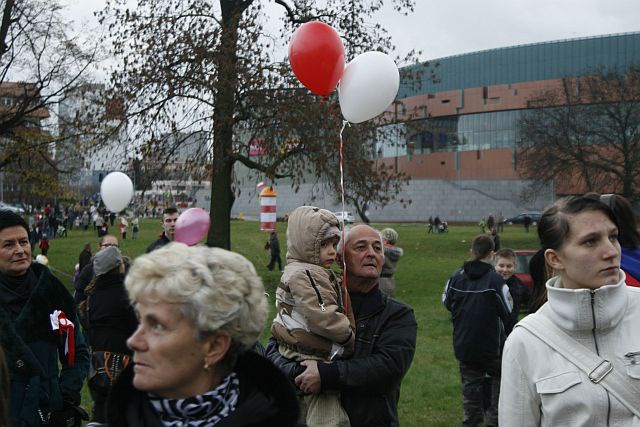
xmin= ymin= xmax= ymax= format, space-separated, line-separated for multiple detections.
xmin=339 ymin=119 xmax=349 ymax=316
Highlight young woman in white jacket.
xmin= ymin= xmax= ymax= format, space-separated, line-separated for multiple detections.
xmin=499 ymin=196 xmax=640 ymax=426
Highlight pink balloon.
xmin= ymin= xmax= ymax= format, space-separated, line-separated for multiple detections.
xmin=174 ymin=208 xmax=210 ymax=246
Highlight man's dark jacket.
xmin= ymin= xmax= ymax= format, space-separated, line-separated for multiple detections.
xmin=442 ymin=260 xmax=512 ymax=362
xmin=267 ymin=286 xmax=417 ymax=427
xmin=268 ymin=235 xmax=280 ymax=254
xmin=505 ymin=275 xmax=530 ymax=333
xmin=146 ymin=234 xmax=170 ymax=253
xmin=0 ymin=263 xmax=90 ymax=426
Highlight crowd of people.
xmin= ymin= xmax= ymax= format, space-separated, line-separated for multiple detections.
xmin=444 ymin=194 xmax=640 ymax=426
xmin=427 ymin=216 xmax=448 ymax=233
xmin=0 ymin=205 xmax=417 ymax=427
xmin=0 ymin=193 xmax=639 ymax=426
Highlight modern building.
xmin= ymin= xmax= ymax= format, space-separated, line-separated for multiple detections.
xmin=0 ymin=82 xmax=52 ymax=205
xmin=229 ymin=32 xmax=640 ymax=222
xmin=58 ymin=83 xmax=129 ymax=191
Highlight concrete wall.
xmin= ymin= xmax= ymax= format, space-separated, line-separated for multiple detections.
xmin=196 ymin=178 xmax=555 ymax=223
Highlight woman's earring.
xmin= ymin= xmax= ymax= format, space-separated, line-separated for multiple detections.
xmin=204 ymin=362 xmax=210 ymax=371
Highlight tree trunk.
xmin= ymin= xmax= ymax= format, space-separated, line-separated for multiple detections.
xmin=206 ymin=1 xmax=244 ymax=249
xmin=0 ymin=0 xmax=15 ymax=60
xmin=353 ymin=202 xmax=370 ymax=224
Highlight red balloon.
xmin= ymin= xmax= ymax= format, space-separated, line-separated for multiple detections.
xmin=289 ymin=21 xmax=345 ymax=96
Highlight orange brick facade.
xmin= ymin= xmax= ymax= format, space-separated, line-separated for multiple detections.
xmin=385 ymin=78 xmax=608 ymax=193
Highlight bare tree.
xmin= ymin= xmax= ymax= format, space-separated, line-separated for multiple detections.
xmin=98 ymin=0 xmax=431 ymax=248
xmin=518 ymin=67 xmax=640 ymax=202
xmin=0 ymin=0 xmax=100 ymax=182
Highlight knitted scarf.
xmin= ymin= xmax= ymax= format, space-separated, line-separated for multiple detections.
xmin=149 ymin=373 xmax=240 ymax=426
xmin=0 ymin=269 xmax=37 ymax=317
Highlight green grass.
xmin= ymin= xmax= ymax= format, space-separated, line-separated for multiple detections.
xmin=43 ymin=219 xmax=539 ymax=425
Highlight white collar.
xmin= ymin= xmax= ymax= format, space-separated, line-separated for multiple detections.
xmin=542 ymin=271 xmax=628 ymax=331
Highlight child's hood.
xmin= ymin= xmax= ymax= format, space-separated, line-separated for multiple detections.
xmin=286 ymin=206 xmax=340 ymax=265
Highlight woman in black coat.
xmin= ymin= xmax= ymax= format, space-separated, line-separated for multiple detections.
xmin=83 ymin=246 xmax=137 ymax=425
xmin=106 ymin=243 xmax=300 ymax=426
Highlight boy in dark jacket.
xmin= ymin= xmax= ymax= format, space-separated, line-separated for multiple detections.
xmin=494 ymin=248 xmax=531 ymax=333
xmin=442 ymin=234 xmax=512 ymax=427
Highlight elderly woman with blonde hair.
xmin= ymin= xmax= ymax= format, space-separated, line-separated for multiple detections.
xmin=106 ymin=243 xmax=301 ymax=426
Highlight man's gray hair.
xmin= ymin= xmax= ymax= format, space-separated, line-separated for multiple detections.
xmin=337 ymin=225 xmax=383 ymax=254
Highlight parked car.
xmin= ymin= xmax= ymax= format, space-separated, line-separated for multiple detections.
xmin=502 ymin=212 xmax=542 ymax=226
xmin=0 ymin=202 xmax=24 ymax=214
xmin=513 ymin=249 xmax=537 ymax=289
xmin=334 ymin=211 xmax=355 ymax=224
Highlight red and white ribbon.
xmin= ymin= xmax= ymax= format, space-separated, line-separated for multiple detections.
xmin=339 ymin=120 xmax=350 ymax=316
xmin=50 ymin=310 xmax=75 ymax=367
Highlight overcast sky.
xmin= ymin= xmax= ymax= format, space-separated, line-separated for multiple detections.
xmin=65 ymin=0 xmax=639 ymax=64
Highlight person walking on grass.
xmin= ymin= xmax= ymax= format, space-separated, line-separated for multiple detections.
xmin=131 ymin=217 xmax=139 ymax=240
xmin=119 ymin=216 xmax=128 ymax=240
xmin=266 ymin=231 xmax=283 ymax=272
xmin=38 ymin=233 xmax=50 ymax=256
xmin=443 ymin=234 xmax=512 ymax=427
xmin=379 ymin=227 xmax=404 ymax=297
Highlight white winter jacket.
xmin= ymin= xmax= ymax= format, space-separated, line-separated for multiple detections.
xmin=499 ymin=272 xmax=640 ymax=426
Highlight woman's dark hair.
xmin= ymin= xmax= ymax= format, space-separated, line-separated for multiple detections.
xmin=528 ymin=249 xmax=551 ymax=313
xmin=604 ymin=194 xmax=640 ymax=248
xmin=538 ymin=196 xmax=618 ymax=252
xmin=0 ymin=209 xmax=29 ymax=236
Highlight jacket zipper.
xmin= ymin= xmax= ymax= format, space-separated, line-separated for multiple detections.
xmin=591 ymin=291 xmax=611 ymax=426
xmin=306 ymin=270 xmax=325 ymax=312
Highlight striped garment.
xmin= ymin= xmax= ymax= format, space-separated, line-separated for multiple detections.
xmin=149 ymin=373 xmax=240 ymax=426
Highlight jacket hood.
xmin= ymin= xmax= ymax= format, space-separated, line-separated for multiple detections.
xmin=286 ymin=206 xmax=339 ymax=265
xmin=463 ymin=260 xmax=494 ymax=279
xmin=384 ymin=245 xmax=403 ymax=262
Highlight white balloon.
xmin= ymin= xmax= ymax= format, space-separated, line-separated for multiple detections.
xmin=100 ymin=172 xmax=134 ymax=212
xmin=338 ymin=51 xmax=400 ymax=123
